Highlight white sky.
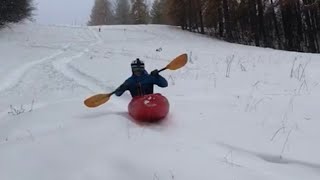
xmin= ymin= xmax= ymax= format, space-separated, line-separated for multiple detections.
xmin=33 ymin=0 xmax=154 ymax=25
xmin=34 ymin=0 xmax=94 ymax=25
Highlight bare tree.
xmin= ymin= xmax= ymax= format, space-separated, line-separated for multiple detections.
xmin=163 ymin=0 xmax=320 ymax=52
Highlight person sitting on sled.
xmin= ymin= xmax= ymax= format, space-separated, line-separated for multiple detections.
xmin=114 ymin=58 xmax=168 ymax=97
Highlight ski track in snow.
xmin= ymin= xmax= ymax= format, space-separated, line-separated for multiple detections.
xmin=0 ymin=27 xmax=109 ymax=96
xmin=217 ymin=142 xmax=320 ymax=174
xmin=0 ymin=46 xmax=69 ymax=93
xmin=51 ymin=28 xmax=111 ymax=93
xmin=0 ymin=26 xmax=127 ymax=116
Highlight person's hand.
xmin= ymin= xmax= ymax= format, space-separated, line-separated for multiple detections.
xmin=151 ymin=69 xmax=159 ymax=76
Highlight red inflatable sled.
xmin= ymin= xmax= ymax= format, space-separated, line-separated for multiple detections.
xmin=128 ymin=93 xmax=169 ymax=123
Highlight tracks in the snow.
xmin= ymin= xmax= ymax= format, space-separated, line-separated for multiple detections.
xmin=0 ymin=48 xmax=68 ymax=93
xmin=0 ymin=27 xmax=108 ymax=95
xmin=50 ymin=27 xmax=111 ymax=93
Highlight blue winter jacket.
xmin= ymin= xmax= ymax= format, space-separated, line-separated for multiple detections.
xmin=115 ymin=70 xmax=168 ymax=97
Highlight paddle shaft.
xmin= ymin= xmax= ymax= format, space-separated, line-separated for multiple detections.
xmin=158 ymin=67 xmax=166 ymax=73
xmin=109 ymin=91 xmax=116 ymax=97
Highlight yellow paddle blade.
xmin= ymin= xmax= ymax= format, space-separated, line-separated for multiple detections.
xmin=84 ymin=93 xmax=111 ymax=108
xmin=166 ymin=53 xmax=188 ymax=70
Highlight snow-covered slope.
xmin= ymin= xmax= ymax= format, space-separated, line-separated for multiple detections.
xmin=0 ymin=23 xmax=320 ymax=180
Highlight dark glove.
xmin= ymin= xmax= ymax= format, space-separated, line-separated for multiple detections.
xmin=151 ymin=69 xmax=159 ymax=76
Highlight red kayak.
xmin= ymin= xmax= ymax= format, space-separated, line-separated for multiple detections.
xmin=128 ymin=93 xmax=169 ymax=123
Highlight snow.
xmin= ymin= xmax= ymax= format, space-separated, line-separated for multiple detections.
xmin=1 ymin=23 xmax=320 ymax=180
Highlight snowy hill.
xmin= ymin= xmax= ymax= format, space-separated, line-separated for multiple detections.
xmin=1 ymin=23 xmax=320 ymax=180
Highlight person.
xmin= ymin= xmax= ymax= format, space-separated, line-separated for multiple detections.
xmin=114 ymin=58 xmax=168 ymax=97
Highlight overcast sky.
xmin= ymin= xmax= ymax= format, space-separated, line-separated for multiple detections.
xmin=34 ymin=0 xmax=154 ymax=25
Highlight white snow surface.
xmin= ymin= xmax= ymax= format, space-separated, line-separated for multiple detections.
xmin=1 ymin=23 xmax=320 ymax=180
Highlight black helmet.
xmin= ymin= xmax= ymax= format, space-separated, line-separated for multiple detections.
xmin=131 ymin=58 xmax=145 ymax=71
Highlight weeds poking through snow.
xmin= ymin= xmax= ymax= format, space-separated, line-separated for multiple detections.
xmin=240 ymin=63 xmax=247 ymax=72
xmin=289 ymin=57 xmax=311 ymax=95
xmin=188 ymin=50 xmax=194 ymax=64
xmin=298 ymin=80 xmax=309 ymax=94
xmin=8 ymin=100 xmax=35 ymax=116
xmin=29 ymin=99 xmax=34 ymax=112
xmin=246 ymin=97 xmax=272 ymax=112
xmin=290 ymin=57 xmax=298 ymax=78
xmin=237 ymin=57 xmax=247 ymax=72
xmin=245 ymin=81 xmax=261 ymax=112
xmin=27 ymin=130 xmax=35 ymax=142
xmin=153 ymin=173 xmax=160 ymax=180
xmin=222 ymin=150 xmax=242 ymax=167
xmin=169 ymin=75 xmax=176 ymax=85
xmin=270 ymin=126 xmax=286 ymax=141
xmin=290 ymin=57 xmax=310 ymax=82
xmin=225 ymin=55 xmax=234 ymax=78
xmin=8 ymin=105 xmax=25 ymax=115
xmin=209 ymin=73 xmax=217 ymax=88
xmin=270 ymin=91 xmax=298 ymax=158
xmin=280 ymin=130 xmax=292 ymax=158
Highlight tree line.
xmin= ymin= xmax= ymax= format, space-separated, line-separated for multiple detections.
xmin=90 ymin=0 xmax=320 ymax=53
xmin=1 ymin=0 xmax=318 ymax=53
xmin=166 ymin=0 xmax=320 ymax=53
xmin=88 ymin=0 xmax=149 ymax=25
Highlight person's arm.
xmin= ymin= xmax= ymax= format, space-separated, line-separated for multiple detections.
xmin=114 ymin=81 xmax=129 ymax=96
xmin=150 ymin=69 xmax=168 ymax=87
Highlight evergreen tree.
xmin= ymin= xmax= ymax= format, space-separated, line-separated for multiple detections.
xmin=88 ymin=0 xmax=114 ymax=25
xmin=150 ymin=0 xmax=166 ymax=24
xmin=0 ymin=0 xmax=35 ymax=28
xmin=130 ymin=0 xmax=149 ymax=24
xmin=115 ymin=0 xmax=131 ymax=24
